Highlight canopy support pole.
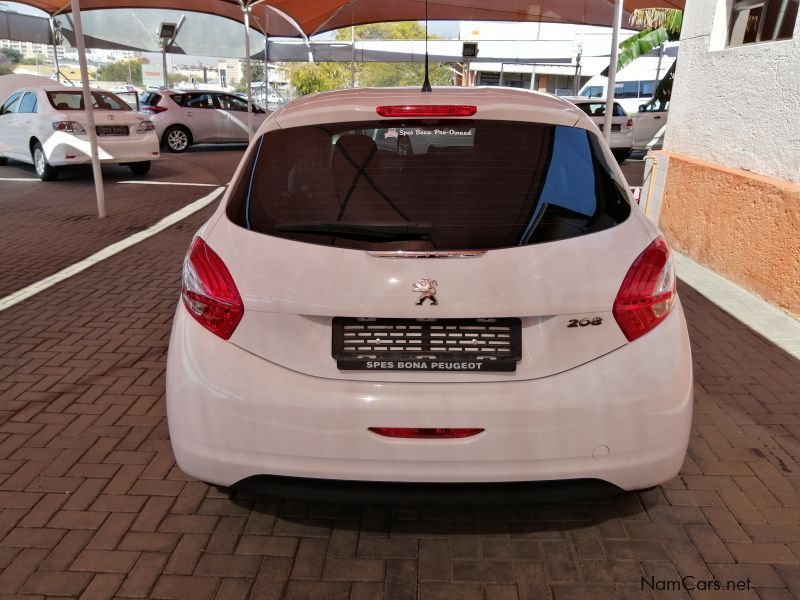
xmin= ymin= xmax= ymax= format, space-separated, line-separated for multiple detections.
xmin=241 ymin=3 xmax=253 ymax=141
xmin=70 ymin=0 xmax=105 ymax=218
xmin=50 ymin=19 xmax=61 ymax=83
xmin=603 ymin=0 xmax=623 ymax=143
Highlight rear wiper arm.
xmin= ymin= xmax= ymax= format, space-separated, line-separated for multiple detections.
xmin=277 ymin=222 xmax=432 ymax=242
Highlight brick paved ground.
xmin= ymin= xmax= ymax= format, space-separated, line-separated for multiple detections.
xmin=0 ymin=146 xmax=242 ymax=297
xmin=1 ymin=160 xmax=799 ymax=598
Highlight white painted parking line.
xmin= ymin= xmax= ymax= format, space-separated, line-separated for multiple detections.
xmin=0 ymin=186 xmax=225 ymax=313
xmin=117 ymin=181 xmax=220 ymax=187
xmin=675 ymin=252 xmax=800 ymax=359
xmin=0 ymin=177 xmax=39 ymax=182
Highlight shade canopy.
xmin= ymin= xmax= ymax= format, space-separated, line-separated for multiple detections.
xmin=14 ymin=0 xmax=685 ymax=38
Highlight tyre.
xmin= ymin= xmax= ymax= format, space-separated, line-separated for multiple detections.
xmin=32 ymin=141 xmax=59 ymax=181
xmin=0 ymin=156 xmax=7 ymax=166
xmin=163 ymin=126 xmax=192 ymax=153
xmin=612 ymin=148 xmax=632 ymax=164
xmin=128 ymin=161 xmax=151 ymax=175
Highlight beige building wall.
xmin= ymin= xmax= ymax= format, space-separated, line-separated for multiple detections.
xmin=653 ymin=0 xmax=800 ymax=317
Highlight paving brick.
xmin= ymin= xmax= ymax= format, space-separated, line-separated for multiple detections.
xmin=151 ymin=575 xmax=220 ymax=600
xmin=163 ymin=533 xmax=210 ymax=576
xmin=116 ymin=552 xmax=169 ymax=598
xmin=79 ymin=573 xmax=125 ymax=600
xmin=322 ymin=557 xmax=386 ymax=581
xmin=70 ymin=549 xmax=140 ymax=573
xmin=20 ymin=570 xmax=93 ymax=596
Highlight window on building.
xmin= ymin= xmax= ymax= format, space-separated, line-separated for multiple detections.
xmin=728 ymin=0 xmax=799 ymax=46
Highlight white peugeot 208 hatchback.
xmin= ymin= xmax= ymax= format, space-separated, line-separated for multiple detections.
xmin=166 ymin=87 xmax=692 ymax=492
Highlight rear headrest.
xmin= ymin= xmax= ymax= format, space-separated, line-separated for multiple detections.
xmin=334 ymin=134 xmax=377 ymax=166
xmin=55 ymin=102 xmax=70 ymax=110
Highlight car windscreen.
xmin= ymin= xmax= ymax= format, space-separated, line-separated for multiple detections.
xmin=226 ymin=119 xmax=631 ymax=251
xmin=47 ymin=91 xmax=132 ymax=111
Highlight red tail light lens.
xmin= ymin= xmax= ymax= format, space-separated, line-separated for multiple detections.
xmin=144 ymin=105 xmax=167 ymax=113
xmin=626 ymin=118 xmax=633 ymax=127
xmin=613 ymin=237 xmax=676 ymax=342
xmin=181 ymin=237 xmax=243 ymax=340
xmin=369 ymin=427 xmax=484 ymax=439
xmin=376 ymin=105 xmax=477 ymax=117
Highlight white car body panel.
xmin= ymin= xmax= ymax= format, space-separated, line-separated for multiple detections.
xmin=166 ymin=86 xmax=692 ymax=491
xmin=632 ymin=109 xmax=668 ymax=150
xmin=0 ymin=86 xmax=159 ymax=167
xmin=145 ymin=90 xmax=269 ymax=146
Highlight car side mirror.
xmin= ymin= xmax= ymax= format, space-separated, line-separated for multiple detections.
xmin=638 ymin=104 xmax=647 ymax=112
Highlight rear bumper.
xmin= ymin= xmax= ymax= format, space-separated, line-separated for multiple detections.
xmin=45 ymin=131 xmax=160 ymax=166
xmin=166 ymin=302 xmax=693 ymax=491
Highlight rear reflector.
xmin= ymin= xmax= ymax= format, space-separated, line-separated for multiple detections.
xmin=181 ymin=237 xmax=244 ymax=340
xmin=613 ymin=236 xmax=676 ymax=342
xmin=376 ymin=105 xmax=477 ymax=117
xmin=369 ymin=427 xmax=484 ymax=439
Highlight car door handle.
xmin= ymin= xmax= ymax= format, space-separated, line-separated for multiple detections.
xmin=654 ymin=116 xmax=662 ymax=119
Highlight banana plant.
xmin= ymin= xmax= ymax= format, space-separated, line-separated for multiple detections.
xmin=601 ymin=8 xmax=683 ymax=76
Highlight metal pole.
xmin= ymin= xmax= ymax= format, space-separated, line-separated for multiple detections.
xmin=652 ymin=44 xmax=663 ymax=99
xmin=70 ymin=0 xmax=106 ymax=218
xmin=242 ymin=5 xmax=253 ymax=141
xmin=603 ymin=0 xmax=624 ymax=143
xmin=350 ymin=25 xmax=355 ymax=88
xmin=161 ymin=45 xmax=168 ymax=88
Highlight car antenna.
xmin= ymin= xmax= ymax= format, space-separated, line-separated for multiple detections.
xmin=421 ymin=0 xmax=432 ymax=92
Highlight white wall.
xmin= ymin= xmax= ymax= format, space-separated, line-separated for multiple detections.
xmin=664 ymin=0 xmax=800 ymax=182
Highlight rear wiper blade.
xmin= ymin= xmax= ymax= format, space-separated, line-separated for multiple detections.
xmin=276 ymin=222 xmax=432 ymax=242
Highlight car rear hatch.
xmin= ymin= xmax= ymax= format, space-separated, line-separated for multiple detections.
xmin=201 ymin=109 xmax=654 ymax=383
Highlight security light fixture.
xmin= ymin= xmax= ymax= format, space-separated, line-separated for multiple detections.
xmin=462 ymin=42 xmax=479 ymax=58
xmin=158 ymin=22 xmax=178 ymax=39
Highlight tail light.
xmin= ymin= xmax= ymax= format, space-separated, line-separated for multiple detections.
xmin=143 ymin=105 xmax=167 ymax=113
xmin=626 ymin=118 xmax=633 ymax=128
xmin=136 ymin=121 xmax=156 ymax=132
xmin=369 ymin=428 xmax=484 ymax=439
xmin=51 ymin=121 xmax=86 ymax=134
xmin=613 ymin=237 xmax=676 ymax=342
xmin=181 ymin=237 xmax=243 ymax=340
xmin=376 ymin=105 xmax=477 ymax=117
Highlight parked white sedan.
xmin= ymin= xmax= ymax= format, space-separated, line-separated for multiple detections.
xmin=0 ymin=84 xmax=159 ymax=181
xmin=563 ymin=97 xmax=634 ymax=162
xmin=166 ymin=87 xmax=693 ymax=492
xmin=140 ymin=89 xmax=270 ymax=152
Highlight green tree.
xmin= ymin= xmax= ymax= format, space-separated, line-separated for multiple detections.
xmin=286 ymin=20 xmax=454 ymax=95
xmin=286 ymin=61 xmax=352 ymax=96
xmin=0 ymin=48 xmax=23 ymax=64
xmin=97 ymin=58 xmax=145 ymax=85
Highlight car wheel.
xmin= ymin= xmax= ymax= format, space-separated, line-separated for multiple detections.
xmin=32 ymin=142 xmax=59 ymax=181
xmin=0 ymin=157 xmax=7 ymax=166
xmin=163 ymin=126 xmax=191 ymax=153
xmin=128 ymin=161 xmax=151 ymax=175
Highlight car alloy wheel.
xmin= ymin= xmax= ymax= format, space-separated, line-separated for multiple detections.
xmin=34 ymin=147 xmax=46 ymax=177
xmin=167 ymin=129 xmax=189 ymax=152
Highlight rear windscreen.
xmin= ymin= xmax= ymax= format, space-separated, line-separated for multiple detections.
xmin=47 ymin=91 xmax=131 ymax=111
xmin=226 ymin=120 xmax=631 ymax=251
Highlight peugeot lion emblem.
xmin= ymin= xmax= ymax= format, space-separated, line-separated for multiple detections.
xmin=413 ymin=278 xmax=438 ymax=306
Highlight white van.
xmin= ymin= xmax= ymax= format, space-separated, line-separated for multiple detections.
xmin=578 ymin=52 xmax=677 ymax=115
